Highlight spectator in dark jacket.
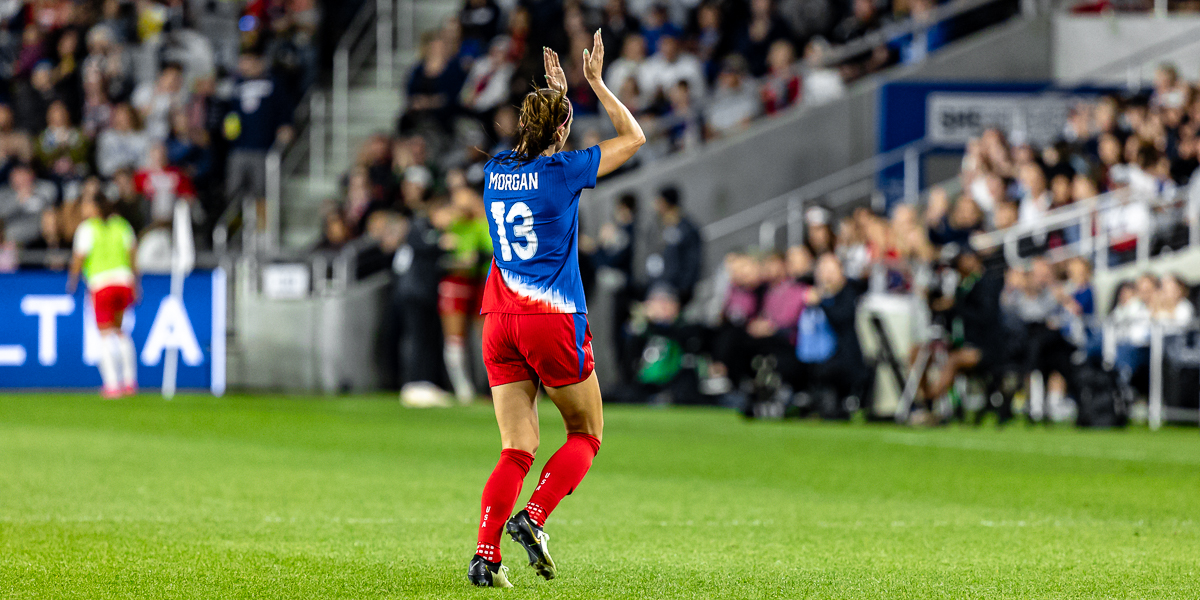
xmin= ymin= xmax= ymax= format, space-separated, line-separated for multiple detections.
xmin=590 ymin=193 xmax=639 ymax=383
xmin=398 ymin=35 xmax=466 ymax=137
xmin=649 ymin=186 xmax=702 ymax=306
xmin=224 ymin=51 xmax=294 ymax=209
xmin=391 ymin=207 xmax=447 ymax=388
xmin=924 ymin=249 xmax=1005 ymax=399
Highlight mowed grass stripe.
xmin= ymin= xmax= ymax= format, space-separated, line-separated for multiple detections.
xmin=1 ymin=393 xmax=1197 ymax=599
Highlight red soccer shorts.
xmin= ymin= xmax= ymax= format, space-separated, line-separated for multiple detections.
xmin=483 ymin=312 xmax=594 ymax=388
xmin=92 ymin=284 xmax=134 ymax=329
xmin=438 ymin=275 xmax=481 ymax=316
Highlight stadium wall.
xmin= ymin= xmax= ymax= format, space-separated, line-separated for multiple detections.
xmin=1053 ymin=15 xmax=1200 ymax=83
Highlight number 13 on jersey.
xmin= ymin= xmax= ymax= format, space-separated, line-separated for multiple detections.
xmin=490 ymin=201 xmax=539 ymax=261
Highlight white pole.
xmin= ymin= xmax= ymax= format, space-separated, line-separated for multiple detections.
xmin=162 ymin=200 xmax=196 ymax=400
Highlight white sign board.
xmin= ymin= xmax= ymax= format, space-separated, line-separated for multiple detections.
xmin=926 ymin=93 xmax=1097 ymax=147
xmin=262 ymin=264 xmax=311 ymax=300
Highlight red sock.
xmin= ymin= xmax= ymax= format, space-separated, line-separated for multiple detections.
xmin=525 ymin=433 xmax=601 ymax=527
xmin=477 ymin=448 xmax=535 ymax=562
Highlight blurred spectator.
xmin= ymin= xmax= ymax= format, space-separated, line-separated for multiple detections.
xmin=460 ymin=0 xmax=502 ymax=56
xmin=761 ymin=40 xmax=800 ymax=115
xmin=399 ymin=34 xmax=466 ymax=138
xmin=660 ymin=81 xmax=702 ymax=152
xmin=594 ymin=193 xmax=640 ymax=383
xmin=14 ymin=61 xmax=61 ymax=133
xmin=606 ymin=34 xmax=652 ymax=108
xmin=0 ymin=218 xmax=16 ymax=272
xmin=225 ymin=50 xmax=293 ymax=208
xmin=642 ymin=33 xmax=706 ymax=103
xmin=889 ymin=0 xmax=948 ymax=65
xmin=460 ymin=36 xmax=515 ymax=120
xmin=134 ymin=143 xmax=196 ymax=225
xmin=131 ymin=62 xmax=185 ymax=141
xmin=96 ymin=103 xmax=148 ymax=177
xmin=736 ymin=0 xmax=793 ymax=77
xmin=0 ymin=165 xmax=57 ymax=245
xmin=35 ymin=100 xmax=91 ymax=180
xmin=648 ymin=186 xmax=702 ymax=306
xmin=704 ymin=55 xmax=759 ymax=139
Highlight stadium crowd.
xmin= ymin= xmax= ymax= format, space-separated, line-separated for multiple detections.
xmin=0 ymin=0 xmax=318 ymax=272
xmin=350 ymin=61 xmax=1200 ymax=422
xmin=319 ymin=0 xmax=1018 ymax=257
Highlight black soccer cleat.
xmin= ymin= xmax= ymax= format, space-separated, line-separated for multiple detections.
xmin=506 ymin=510 xmax=557 ymax=580
xmin=467 ymin=555 xmax=512 ymax=588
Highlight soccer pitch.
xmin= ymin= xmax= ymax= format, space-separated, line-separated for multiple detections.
xmin=2 ymin=394 xmax=1198 ymax=599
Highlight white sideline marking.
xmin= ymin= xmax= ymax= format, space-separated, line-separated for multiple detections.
xmin=878 ymin=433 xmax=1200 ymax=466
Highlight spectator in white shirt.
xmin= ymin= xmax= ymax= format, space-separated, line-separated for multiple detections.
xmin=641 ymin=33 xmax=706 ymax=103
xmin=0 ymin=165 xmax=57 ymax=245
xmin=131 ymin=62 xmax=185 ymax=140
xmin=96 ymin=103 xmax=149 ymax=177
xmin=1017 ymin=163 xmax=1051 ymax=226
xmin=460 ymin=36 xmax=515 ymax=116
xmin=1153 ymin=273 xmax=1195 ymax=335
xmin=605 ymin=34 xmax=654 ymax=107
xmin=800 ymin=37 xmax=845 ymax=107
xmin=704 ymin=55 xmax=760 ymax=139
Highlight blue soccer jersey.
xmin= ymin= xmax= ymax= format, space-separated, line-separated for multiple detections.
xmin=479 ymin=145 xmax=601 ymax=315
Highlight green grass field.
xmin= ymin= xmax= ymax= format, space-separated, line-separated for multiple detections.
xmin=2 ymin=393 xmax=1198 ymax=599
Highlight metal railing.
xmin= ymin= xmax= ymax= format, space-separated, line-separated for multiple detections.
xmin=1101 ymin=316 xmax=1200 ymax=430
xmin=701 ymin=138 xmax=953 ymax=248
xmin=817 ymin=0 xmax=1024 ymax=70
xmin=333 ymin=0 xmax=398 ymax=168
xmin=970 ymin=187 xmax=1200 ymax=271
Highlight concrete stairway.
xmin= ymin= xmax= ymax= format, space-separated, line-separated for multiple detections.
xmin=280 ymin=0 xmax=460 ymax=249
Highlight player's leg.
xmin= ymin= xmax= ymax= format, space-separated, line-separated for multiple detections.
xmin=507 ymin=314 xmax=602 ymax=580
xmin=92 ymin=288 xmax=122 ymax=398
xmin=111 ymin=287 xmax=137 ymax=395
xmin=470 ymin=314 xmax=540 ymax=587
xmin=469 ymin=379 xmax=538 ymax=587
xmin=506 ymin=372 xmax=602 ymax=581
xmin=440 ymin=277 xmax=476 ymax=404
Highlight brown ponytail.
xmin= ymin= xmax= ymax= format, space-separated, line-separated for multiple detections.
xmin=496 ymin=87 xmax=572 ymax=164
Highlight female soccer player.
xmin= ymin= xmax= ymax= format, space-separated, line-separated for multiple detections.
xmin=67 ymin=192 xmax=140 ymax=398
xmin=467 ymin=31 xmax=644 ymax=587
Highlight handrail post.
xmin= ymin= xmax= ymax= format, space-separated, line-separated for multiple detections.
xmin=787 ymin=195 xmax=803 ymax=247
xmin=333 ymin=46 xmax=350 ymax=170
xmin=242 ymin=195 xmax=258 ymax=255
xmin=376 ymin=0 xmax=394 ymax=89
xmin=310 ymin=91 xmax=326 ymax=188
xmin=759 ymin=221 xmax=777 ymax=251
xmin=903 ymin=146 xmax=919 ymax=206
xmin=399 ymin=0 xmax=415 ymax=51
xmin=265 ymin=148 xmax=282 ymax=253
xmin=1136 ymin=198 xmax=1151 ymax=266
xmin=1097 ymin=221 xmax=1109 ymax=274
xmin=1189 ymin=189 xmax=1200 ymax=248
xmin=1149 ymin=324 xmax=1164 ymax=431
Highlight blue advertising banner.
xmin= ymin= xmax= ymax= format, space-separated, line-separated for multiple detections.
xmin=0 ymin=270 xmax=225 ymax=392
xmin=877 ymin=81 xmax=1116 ymax=206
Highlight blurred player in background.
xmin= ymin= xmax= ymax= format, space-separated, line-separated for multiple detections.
xmin=467 ymin=32 xmax=645 ymax=587
xmin=439 ymin=185 xmax=493 ymax=404
xmin=67 ymin=193 xmax=139 ymax=398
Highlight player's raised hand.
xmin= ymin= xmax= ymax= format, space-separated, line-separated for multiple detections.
xmin=583 ymin=29 xmax=604 ymax=84
xmin=543 ymin=46 xmax=567 ymax=94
